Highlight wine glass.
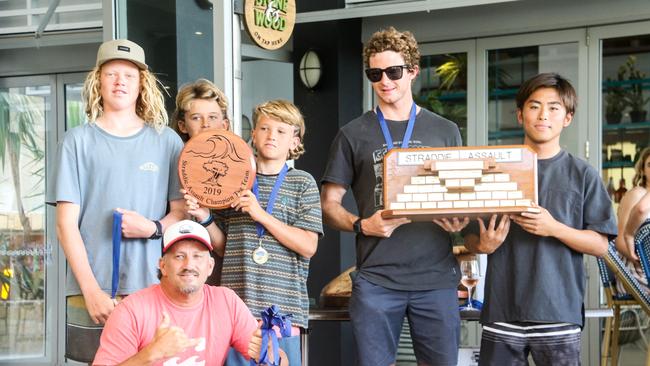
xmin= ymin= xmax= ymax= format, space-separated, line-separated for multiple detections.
xmin=460 ymin=258 xmax=480 ymax=310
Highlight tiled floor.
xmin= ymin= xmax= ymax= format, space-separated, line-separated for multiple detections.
xmin=618 ymin=342 xmax=648 ymax=366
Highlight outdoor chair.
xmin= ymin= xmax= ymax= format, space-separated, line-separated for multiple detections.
xmin=634 ymin=219 xmax=650 ymax=365
xmin=598 ymin=232 xmax=650 ymax=366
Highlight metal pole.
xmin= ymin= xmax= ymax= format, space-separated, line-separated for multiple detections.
xmin=35 ymin=0 xmax=62 ymax=39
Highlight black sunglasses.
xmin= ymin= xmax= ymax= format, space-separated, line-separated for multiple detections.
xmin=364 ymin=65 xmax=410 ymax=82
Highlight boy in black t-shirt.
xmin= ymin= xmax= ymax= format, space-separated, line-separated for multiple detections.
xmin=322 ymin=27 xmax=465 ymax=366
xmin=463 ymin=73 xmax=617 ymax=365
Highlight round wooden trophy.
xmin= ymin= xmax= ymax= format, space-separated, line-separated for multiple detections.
xmin=179 ymin=130 xmax=256 ymax=209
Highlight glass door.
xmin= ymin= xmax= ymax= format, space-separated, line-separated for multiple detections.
xmin=0 ymin=72 xmax=87 ymax=364
xmin=476 ymin=29 xmax=599 ymax=365
xmin=587 ymin=22 xmax=650 ymax=365
xmin=417 ymin=40 xmax=476 ymax=146
xmin=477 ymin=29 xmax=588 ymax=157
xmin=588 ymin=23 xmax=650 ymax=210
xmin=0 ymin=75 xmax=52 ymax=363
xmin=413 ymin=40 xmax=482 ymax=353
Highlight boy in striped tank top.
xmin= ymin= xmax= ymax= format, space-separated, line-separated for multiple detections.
xmin=463 ymin=73 xmax=617 ymax=365
xmin=184 ymin=100 xmax=323 ymax=366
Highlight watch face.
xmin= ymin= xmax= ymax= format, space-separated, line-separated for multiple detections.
xmin=354 ymin=219 xmax=361 ymax=233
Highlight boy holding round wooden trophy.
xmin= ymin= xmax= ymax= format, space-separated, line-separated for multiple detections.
xmin=179 ymin=100 xmax=323 ymax=366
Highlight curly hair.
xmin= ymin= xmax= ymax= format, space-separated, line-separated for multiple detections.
xmin=82 ymin=65 xmax=168 ymax=132
xmin=633 ymin=146 xmax=650 ymax=188
xmin=171 ymin=79 xmax=230 ymax=142
xmin=252 ymin=100 xmax=305 ymax=160
xmin=363 ymin=27 xmax=420 ymax=68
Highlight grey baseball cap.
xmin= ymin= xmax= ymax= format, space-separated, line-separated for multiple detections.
xmin=96 ymin=39 xmax=148 ymax=70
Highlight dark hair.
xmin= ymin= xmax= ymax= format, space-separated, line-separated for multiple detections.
xmin=515 ymin=73 xmax=577 ymax=115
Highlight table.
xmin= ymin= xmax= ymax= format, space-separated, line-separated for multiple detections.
xmin=301 ymin=307 xmax=612 ymax=366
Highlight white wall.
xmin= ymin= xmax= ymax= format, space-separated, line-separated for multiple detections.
xmin=363 ymin=0 xmax=650 ymax=43
xmin=0 ymin=43 xmax=98 ymax=77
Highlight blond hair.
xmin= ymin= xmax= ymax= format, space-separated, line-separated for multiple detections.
xmin=363 ymin=27 xmax=420 ymax=68
xmin=171 ymin=79 xmax=230 ymax=142
xmin=253 ymin=100 xmax=305 ymax=160
xmin=82 ymin=65 xmax=168 ymax=132
xmin=633 ymin=146 xmax=650 ymax=188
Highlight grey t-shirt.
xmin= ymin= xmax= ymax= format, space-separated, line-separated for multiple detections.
xmin=322 ymin=109 xmax=462 ymax=291
xmin=51 ymin=123 xmax=183 ymax=296
xmin=473 ymin=150 xmax=617 ymax=326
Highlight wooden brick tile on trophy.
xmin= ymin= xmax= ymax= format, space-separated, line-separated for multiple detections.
xmin=382 ymin=145 xmax=539 ymax=221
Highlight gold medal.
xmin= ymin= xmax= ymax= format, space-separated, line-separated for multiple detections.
xmin=253 ymin=239 xmax=269 ymax=264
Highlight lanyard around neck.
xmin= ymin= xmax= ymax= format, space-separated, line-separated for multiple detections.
xmin=252 ymin=164 xmax=289 ymax=239
xmin=375 ymin=102 xmax=417 ymax=150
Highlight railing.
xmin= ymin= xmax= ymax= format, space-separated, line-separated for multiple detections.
xmin=0 ymin=1 xmax=102 ymax=35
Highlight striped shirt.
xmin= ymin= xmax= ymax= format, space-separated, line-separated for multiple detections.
xmin=217 ymin=168 xmax=323 ymax=328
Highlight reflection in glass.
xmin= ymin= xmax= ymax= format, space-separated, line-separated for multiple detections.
xmin=487 ymin=44 xmax=579 ymax=147
xmin=415 ymin=53 xmax=468 ymax=144
xmin=66 ymin=83 xmax=85 ymax=128
xmin=0 ymin=85 xmax=48 ymax=359
xmin=602 ymin=35 xmax=650 ymax=205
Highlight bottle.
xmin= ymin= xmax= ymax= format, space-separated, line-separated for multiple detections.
xmin=606 ymin=177 xmax=615 ymax=201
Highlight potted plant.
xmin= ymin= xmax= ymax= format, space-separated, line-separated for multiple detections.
xmin=604 ymin=65 xmax=627 ymax=124
xmin=623 ymin=56 xmax=650 ymax=122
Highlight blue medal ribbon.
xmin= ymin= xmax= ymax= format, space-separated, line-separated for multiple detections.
xmin=375 ymin=102 xmax=417 ymax=150
xmin=111 ymin=210 xmax=123 ymax=299
xmin=252 ymin=164 xmax=289 ymax=241
xmin=250 ymin=305 xmax=293 ymax=366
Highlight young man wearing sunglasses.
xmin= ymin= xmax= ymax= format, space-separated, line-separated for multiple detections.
xmin=321 ymin=27 xmax=465 ymax=366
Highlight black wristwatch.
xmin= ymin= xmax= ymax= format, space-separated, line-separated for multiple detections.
xmin=149 ymin=220 xmax=163 ymax=239
xmin=353 ymin=218 xmax=363 ymax=234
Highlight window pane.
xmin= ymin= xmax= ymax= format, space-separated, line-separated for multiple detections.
xmin=416 ymin=53 xmax=468 ymax=144
xmin=602 ymin=34 xmax=650 ymax=205
xmin=0 ymin=0 xmax=102 ymax=35
xmin=65 ymin=83 xmax=85 ymax=129
xmin=0 ymin=85 xmax=48 ymax=359
xmin=487 ymin=43 xmax=579 ymax=147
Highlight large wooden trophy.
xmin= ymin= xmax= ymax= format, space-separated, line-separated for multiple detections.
xmin=319 ymin=145 xmax=538 ymax=308
xmin=382 ymin=145 xmax=539 ymax=220
xmin=178 ymin=130 xmax=256 ymax=209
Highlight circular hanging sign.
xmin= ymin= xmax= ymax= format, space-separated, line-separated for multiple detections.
xmin=179 ymin=130 xmax=256 ymax=209
xmin=244 ymin=0 xmax=296 ymax=50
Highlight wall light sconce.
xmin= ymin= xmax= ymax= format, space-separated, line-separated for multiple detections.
xmin=299 ymin=50 xmax=321 ymax=90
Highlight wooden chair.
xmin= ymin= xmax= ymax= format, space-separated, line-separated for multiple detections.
xmin=598 ymin=237 xmax=650 ymax=366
